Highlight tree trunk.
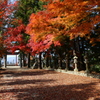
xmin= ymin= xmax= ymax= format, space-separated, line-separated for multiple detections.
xmin=77 ymin=37 xmax=85 ymax=70
xmin=46 ymin=56 xmax=49 ymax=68
xmin=22 ymin=52 xmax=26 ymax=67
xmin=65 ymin=54 xmax=69 ymax=71
xmin=4 ymin=55 xmax=7 ymax=68
xmin=0 ymin=58 xmax=2 ymax=68
xmin=28 ymin=53 xmax=30 ymax=68
xmin=20 ymin=52 xmax=22 ymax=68
xmin=58 ymin=56 xmax=62 ymax=69
xmin=39 ymin=52 xmax=42 ymax=69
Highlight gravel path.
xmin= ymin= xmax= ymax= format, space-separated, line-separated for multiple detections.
xmin=0 ymin=69 xmax=100 ymax=100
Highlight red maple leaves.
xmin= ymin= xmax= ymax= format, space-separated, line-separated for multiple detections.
xmin=1 ymin=0 xmax=100 ymax=55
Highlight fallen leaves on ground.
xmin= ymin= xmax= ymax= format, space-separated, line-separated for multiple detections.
xmin=0 ymin=69 xmax=100 ymax=100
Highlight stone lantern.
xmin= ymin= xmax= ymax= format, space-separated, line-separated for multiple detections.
xmin=84 ymin=54 xmax=89 ymax=73
xmin=73 ymin=50 xmax=78 ymax=72
xmin=73 ymin=55 xmax=78 ymax=72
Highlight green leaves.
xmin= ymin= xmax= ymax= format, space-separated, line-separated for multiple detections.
xmin=15 ymin=0 xmax=44 ymax=24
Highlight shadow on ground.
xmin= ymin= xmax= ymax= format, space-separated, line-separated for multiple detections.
xmin=0 ymin=79 xmax=54 ymax=86
xmin=0 ymin=69 xmax=57 ymax=77
xmin=0 ymin=81 xmax=100 ymax=100
xmin=0 ymin=69 xmax=100 ymax=100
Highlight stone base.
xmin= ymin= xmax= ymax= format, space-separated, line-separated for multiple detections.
xmin=43 ymin=68 xmax=100 ymax=79
xmin=74 ymin=68 xmax=78 ymax=72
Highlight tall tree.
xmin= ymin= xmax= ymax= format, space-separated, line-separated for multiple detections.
xmin=26 ymin=0 xmax=100 ymax=69
xmin=0 ymin=0 xmax=8 ymax=56
xmin=4 ymin=0 xmax=45 ymax=68
xmin=15 ymin=0 xmax=45 ymax=24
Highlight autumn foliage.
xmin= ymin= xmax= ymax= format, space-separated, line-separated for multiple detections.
xmin=0 ymin=0 xmax=100 ymax=57
xmin=26 ymin=11 xmax=61 ymax=54
xmin=0 ymin=0 xmax=7 ymax=26
xmin=26 ymin=0 xmax=100 ymax=54
xmin=4 ymin=23 xmax=27 ymax=52
xmin=1 ymin=1 xmax=27 ymax=53
xmin=0 ymin=0 xmax=8 ymax=56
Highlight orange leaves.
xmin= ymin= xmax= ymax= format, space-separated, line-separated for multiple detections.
xmin=26 ymin=9 xmax=64 ymax=53
xmin=26 ymin=0 xmax=100 ymax=53
xmin=26 ymin=11 xmax=53 ymax=42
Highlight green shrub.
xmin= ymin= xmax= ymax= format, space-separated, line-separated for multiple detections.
xmin=90 ymin=65 xmax=100 ymax=73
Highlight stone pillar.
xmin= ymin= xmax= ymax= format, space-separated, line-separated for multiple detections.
xmin=84 ymin=54 xmax=89 ymax=73
xmin=73 ymin=51 xmax=78 ymax=72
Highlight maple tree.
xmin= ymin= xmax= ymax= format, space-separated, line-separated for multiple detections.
xmin=4 ymin=0 xmax=44 ymax=52
xmin=25 ymin=0 xmax=100 ymax=70
xmin=3 ymin=0 xmax=45 ymax=68
xmin=15 ymin=0 xmax=45 ymax=68
xmin=2 ymin=0 xmax=20 ymax=52
xmin=0 ymin=0 xmax=8 ymax=57
xmin=26 ymin=0 xmax=100 ymax=55
xmin=0 ymin=0 xmax=100 ymax=70
xmin=0 ymin=0 xmax=22 ymax=67
xmin=13 ymin=0 xmax=45 ymax=52
xmin=4 ymin=23 xmax=26 ymax=52
xmin=0 ymin=0 xmax=7 ymax=26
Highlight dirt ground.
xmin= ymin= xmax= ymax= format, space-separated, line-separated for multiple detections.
xmin=0 ymin=68 xmax=100 ymax=100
